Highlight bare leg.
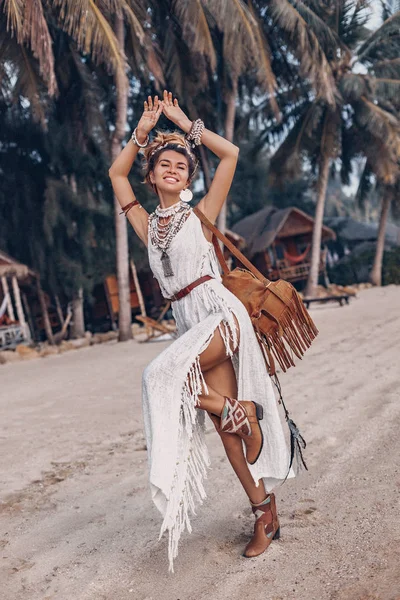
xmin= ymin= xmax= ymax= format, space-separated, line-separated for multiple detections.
xmin=195 ymin=320 xmax=267 ymax=505
xmin=196 ymin=319 xmax=240 ymax=415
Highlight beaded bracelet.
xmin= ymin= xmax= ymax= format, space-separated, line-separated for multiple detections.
xmin=185 ymin=119 xmax=204 ymax=149
xmin=131 ymin=127 xmax=149 ymax=148
xmin=119 ymin=199 xmax=141 ymax=216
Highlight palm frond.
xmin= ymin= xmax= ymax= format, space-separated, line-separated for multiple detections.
xmin=373 ymin=77 xmax=400 ymax=105
xmin=119 ymin=0 xmax=146 ymax=45
xmin=269 ymin=123 xmax=304 ymax=185
xmin=372 ymin=57 xmax=400 ymax=79
xmin=320 ymin=108 xmax=342 ymax=161
xmin=290 ymin=0 xmax=343 ymax=50
xmin=172 ymin=0 xmax=217 ymax=71
xmin=119 ymin=1 xmax=164 ymax=85
xmin=1 ymin=0 xmax=25 ymax=40
xmin=357 ymin=9 xmax=400 ymax=61
xmin=339 ymin=0 xmax=372 ymax=47
xmin=22 ymin=0 xmax=57 ymax=95
xmin=145 ymin=45 xmax=165 ymax=88
xmin=364 ymin=139 xmax=399 ymax=184
xmin=268 ymin=102 xmax=323 ymax=184
xmin=355 ymin=161 xmax=375 ymax=209
xmin=339 ymin=72 xmax=370 ymax=102
xmin=122 ymin=1 xmax=146 ymax=47
xmin=0 ymin=16 xmax=49 ymax=124
xmin=1 ymin=0 xmax=57 ymax=95
xmin=69 ymin=48 xmax=107 ymax=136
xmin=16 ymin=44 xmax=47 ymax=126
xmin=379 ymin=0 xmax=400 ymax=21
xmin=163 ymin=19 xmax=185 ymax=95
xmin=355 ymin=97 xmax=400 ymax=166
xmin=54 ymin=0 xmax=127 ymax=78
xmin=267 ymin=0 xmax=337 ymax=105
xmin=203 ymin=0 xmax=275 ymax=88
xmin=246 ymin=0 xmax=279 ymax=117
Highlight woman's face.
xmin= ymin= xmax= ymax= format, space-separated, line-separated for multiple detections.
xmin=150 ymin=150 xmax=190 ymax=193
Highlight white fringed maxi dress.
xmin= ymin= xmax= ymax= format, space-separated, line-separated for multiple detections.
xmin=142 ymin=203 xmax=294 ymax=571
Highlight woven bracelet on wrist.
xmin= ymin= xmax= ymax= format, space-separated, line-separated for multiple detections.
xmin=119 ymin=200 xmax=141 ymax=216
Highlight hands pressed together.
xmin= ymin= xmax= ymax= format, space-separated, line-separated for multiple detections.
xmin=136 ymin=90 xmax=189 ymax=141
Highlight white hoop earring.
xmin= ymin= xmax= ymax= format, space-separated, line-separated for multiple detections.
xmin=179 ymin=188 xmax=193 ymax=203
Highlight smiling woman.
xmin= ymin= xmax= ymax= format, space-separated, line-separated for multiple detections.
xmin=108 ymin=90 xmax=294 ymax=572
xmin=143 ymin=131 xmax=199 ymax=201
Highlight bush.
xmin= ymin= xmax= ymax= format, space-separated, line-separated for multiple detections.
xmin=328 ymin=246 xmax=400 ymax=286
xmin=383 ymin=246 xmax=400 ymax=285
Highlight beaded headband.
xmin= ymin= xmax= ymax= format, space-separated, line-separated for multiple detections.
xmin=149 ymin=140 xmax=197 ymax=162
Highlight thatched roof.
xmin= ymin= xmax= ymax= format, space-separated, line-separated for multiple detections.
xmin=325 ymin=217 xmax=400 ymax=247
xmin=231 ymin=206 xmax=335 ymax=257
xmin=0 ymin=251 xmax=36 ymax=280
xmin=225 ymin=229 xmax=246 ymax=250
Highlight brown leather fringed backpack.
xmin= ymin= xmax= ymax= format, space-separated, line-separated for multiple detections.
xmin=194 ymin=207 xmax=317 ymax=479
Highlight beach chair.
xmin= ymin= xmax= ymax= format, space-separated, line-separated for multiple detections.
xmin=135 ymin=301 xmax=176 ymax=342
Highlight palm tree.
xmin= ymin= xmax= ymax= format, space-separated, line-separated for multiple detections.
xmin=0 ymin=0 xmax=153 ymax=341
xmin=158 ymin=0 xmax=340 ymax=233
xmin=369 ymin=183 xmax=397 ymax=286
xmin=0 ymin=0 xmax=128 ymax=121
xmin=0 ymin=21 xmax=117 ymax=340
xmin=0 ymin=0 xmax=57 ymax=125
xmin=109 ymin=14 xmax=133 ymax=341
xmin=50 ymin=2 xmax=147 ymax=341
xmin=366 ymin=0 xmax=400 ymax=286
xmin=265 ymin=1 xmax=400 ymax=296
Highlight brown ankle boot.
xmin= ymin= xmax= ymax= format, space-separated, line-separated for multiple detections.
xmin=220 ymin=396 xmax=264 ymax=465
xmin=243 ymin=493 xmax=280 ymax=558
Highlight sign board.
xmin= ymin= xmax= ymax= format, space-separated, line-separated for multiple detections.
xmin=0 ymin=324 xmax=28 ymax=350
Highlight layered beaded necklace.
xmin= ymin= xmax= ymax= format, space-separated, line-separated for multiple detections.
xmin=149 ymin=200 xmax=191 ymax=277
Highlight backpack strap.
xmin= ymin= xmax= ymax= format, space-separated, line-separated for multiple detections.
xmin=193 ymin=206 xmax=271 ymax=285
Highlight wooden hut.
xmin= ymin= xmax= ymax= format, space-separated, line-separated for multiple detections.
xmin=0 ymin=251 xmax=35 ymax=349
xmin=231 ymin=206 xmax=336 ymax=283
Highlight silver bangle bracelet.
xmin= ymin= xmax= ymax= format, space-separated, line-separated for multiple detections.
xmin=131 ymin=127 xmax=149 ymax=148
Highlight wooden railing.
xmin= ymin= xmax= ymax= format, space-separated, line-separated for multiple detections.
xmin=277 ymin=262 xmax=312 ymax=282
xmin=275 ymin=252 xmax=326 ymax=282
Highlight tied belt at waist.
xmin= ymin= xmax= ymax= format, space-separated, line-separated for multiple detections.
xmin=166 ymin=275 xmax=214 ymax=302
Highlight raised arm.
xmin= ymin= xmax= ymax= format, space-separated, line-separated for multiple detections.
xmin=108 ymin=96 xmax=163 ymax=246
xmin=161 ymin=90 xmax=239 ymax=225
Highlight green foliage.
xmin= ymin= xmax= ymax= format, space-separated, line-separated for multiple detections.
xmin=2 ymin=0 xmax=400 ymax=309
xmin=328 ymin=248 xmax=375 ymax=285
xmin=0 ymin=27 xmax=117 ymax=301
xmin=266 ymin=1 xmax=400 ymax=191
xmin=382 ymin=246 xmax=400 ymax=285
xmin=328 ymin=246 xmax=400 ymax=286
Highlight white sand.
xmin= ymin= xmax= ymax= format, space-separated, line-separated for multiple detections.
xmin=1 ymin=285 xmax=400 ymax=600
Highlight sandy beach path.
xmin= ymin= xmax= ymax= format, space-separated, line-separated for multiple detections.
xmin=1 ymin=286 xmax=400 ymax=600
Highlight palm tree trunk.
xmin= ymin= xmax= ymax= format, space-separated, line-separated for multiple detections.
xmin=70 ymin=287 xmax=85 ymax=338
xmin=54 ymin=294 xmax=64 ymax=326
xmin=369 ymin=188 xmax=392 ymax=287
xmin=305 ymin=155 xmax=331 ymax=297
xmin=111 ymin=15 xmax=132 ymax=341
xmin=216 ymin=76 xmax=238 ymax=233
xmin=36 ymin=277 xmax=54 ymax=344
xmin=199 ymin=145 xmax=212 ymax=192
xmin=130 ymin=259 xmax=146 ymax=317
